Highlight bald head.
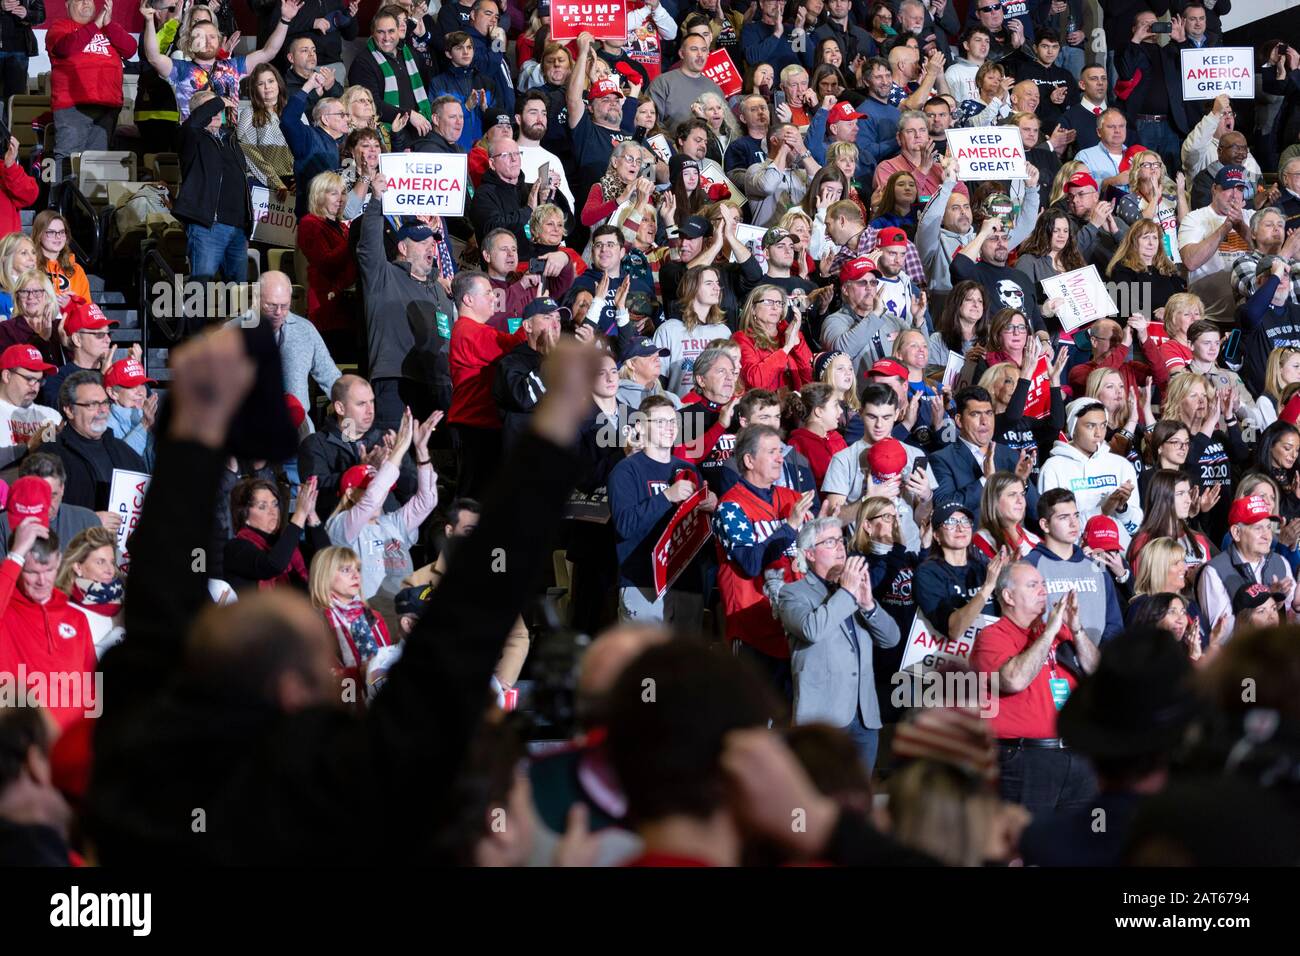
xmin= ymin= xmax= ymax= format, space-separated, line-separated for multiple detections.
xmin=576 ymin=623 xmax=670 ymax=727
xmin=259 ymin=271 xmax=293 ymax=330
xmin=186 ymin=591 xmax=339 ymax=712
xmin=1011 ymin=80 xmax=1039 ymax=111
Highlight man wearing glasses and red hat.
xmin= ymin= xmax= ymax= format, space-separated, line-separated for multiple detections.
xmin=819 ymin=256 xmax=902 ymax=377
xmin=0 ymin=344 xmax=60 ymax=473
xmin=38 ymin=297 xmax=116 ymax=409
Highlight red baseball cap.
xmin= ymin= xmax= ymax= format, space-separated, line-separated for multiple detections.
xmin=827 ymin=101 xmax=866 ymax=125
xmin=7 ymin=474 xmax=51 ymax=528
xmin=339 ymin=464 xmax=377 ymax=498
xmin=1064 ymin=170 xmax=1099 ymax=193
xmin=868 ymin=358 xmax=909 ymax=380
xmin=62 ymin=297 xmax=117 ymax=335
xmin=103 ymin=358 xmax=154 ymax=389
xmin=876 ymin=226 xmax=908 ymax=249
xmin=1117 ymin=144 xmax=1148 ymax=173
xmin=588 ymin=78 xmax=622 ymax=100
xmin=841 ymin=256 xmax=880 ymax=282
xmin=867 ymin=438 xmax=909 ymax=481
xmin=1084 ymin=514 xmax=1121 ymax=552
xmin=0 ymin=344 xmax=56 ymax=375
xmin=1228 ymin=495 xmax=1277 ymax=527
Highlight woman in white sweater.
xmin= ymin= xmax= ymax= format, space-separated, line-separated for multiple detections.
xmin=326 ymin=408 xmax=442 ymax=629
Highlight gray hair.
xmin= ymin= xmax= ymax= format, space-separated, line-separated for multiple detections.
xmin=898 ymin=109 xmax=927 ymax=129
xmin=899 ymin=0 xmax=926 ymax=14
xmin=1252 ymin=206 xmax=1285 ymax=233
xmin=692 ymin=345 xmax=735 ymax=383
xmin=1282 ymin=156 xmax=1300 ymax=179
xmin=733 ymin=424 xmax=781 ymax=477
xmin=995 ymin=560 xmax=1036 ymax=605
xmin=793 ymin=517 xmax=843 ymax=573
xmin=311 ymin=96 xmax=342 ymax=124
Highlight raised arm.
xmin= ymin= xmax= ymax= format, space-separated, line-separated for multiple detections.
xmin=138 ymin=2 xmax=173 ymax=76
xmin=246 ymin=0 xmax=305 ymax=69
xmin=566 ymin=32 xmax=592 ymax=129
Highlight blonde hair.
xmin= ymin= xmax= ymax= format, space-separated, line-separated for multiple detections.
xmin=1263 ymin=347 xmax=1300 ymax=405
xmin=1164 ymin=292 xmax=1205 ymax=341
xmin=340 ymin=85 xmax=379 ymax=127
xmin=55 ymin=527 xmax=118 ymax=593
xmin=1126 ymin=149 xmax=1167 ymax=197
xmin=1160 ymin=371 xmax=1213 ymax=423
xmin=826 ymin=141 xmax=860 ymax=168
xmin=307 ymin=171 xmax=346 ymax=218
xmin=978 ymin=361 xmax=1018 ymax=401
xmin=892 ymin=328 xmax=927 ymax=367
xmin=1050 ymin=160 xmax=1088 ymax=206
xmin=820 ymin=351 xmax=860 ymax=411
xmin=308 ymin=546 xmax=362 ymax=610
xmin=887 ymin=761 xmax=1001 ymax=867
xmin=1132 ymin=536 xmax=1185 ymax=597
xmin=1085 ymin=366 xmax=1124 ymax=402
xmin=0 ymin=233 xmax=36 ymax=295
xmin=11 ymin=268 xmax=58 ymax=324
xmin=849 ymin=496 xmax=902 ymax=550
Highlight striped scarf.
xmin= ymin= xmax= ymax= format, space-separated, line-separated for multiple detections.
xmin=369 ymin=38 xmax=431 ymax=122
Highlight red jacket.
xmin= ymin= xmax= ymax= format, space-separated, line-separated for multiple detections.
xmin=735 ymin=324 xmax=813 ymax=392
xmin=0 ymin=162 xmax=37 ymax=239
xmin=46 ymin=18 xmax=137 ymax=111
xmin=1066 ymin=343 xmax=1153 ymax=399
xmin=787 ymin=427 xmax=846 ymax=489
xmin=297 ymin=215 xmax=356 ymax=334
xmin=448 ymin=317 xmax=527 ymax=430
xmin=0 ymin=558 xmax=97 ymax=730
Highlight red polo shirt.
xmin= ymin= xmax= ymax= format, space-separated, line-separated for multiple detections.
xmin=970 ymin=615 xmax=1077 ymax=740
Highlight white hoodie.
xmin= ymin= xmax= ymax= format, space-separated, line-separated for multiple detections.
xmin=1038 ymin=441 xmax=1143 ymax=547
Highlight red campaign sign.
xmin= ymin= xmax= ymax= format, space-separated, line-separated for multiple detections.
xmin=652 ymin=485 xmax=713 ymax=599
xmin=551 ymin=0 xmax=628 ymax=41
xmin=701 ymin=49 xmax=743 ymax=98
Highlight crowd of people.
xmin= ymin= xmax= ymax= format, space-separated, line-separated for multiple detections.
xmin=0 ymin=0 xmax=1299 ymax=869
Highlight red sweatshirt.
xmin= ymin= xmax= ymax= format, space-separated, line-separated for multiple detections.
xmin=787 ymin=427 xmax=846 ymax=489
xmin=46 ymin=18 xmax=137 ymax=110
xmin=448 ymin=317 xmax=528 ymax=430
xmin=0 ymin=162 xmax=38 ymax=239
xmin=0 ymin=558 xmax=97 ymax=730
xmin=735 ymin=324 xmax=813 ymax=392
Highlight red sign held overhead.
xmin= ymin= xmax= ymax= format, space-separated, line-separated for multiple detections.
xmin=551 ymin=0 xmax=628 ymax=41
xmin=701 ymin=49 xmax=743 ymax=97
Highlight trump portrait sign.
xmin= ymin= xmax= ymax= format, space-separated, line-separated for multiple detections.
xmin=379 ymin=152 xmax=469 ymax=217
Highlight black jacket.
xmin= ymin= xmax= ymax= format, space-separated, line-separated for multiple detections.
xmin=87 ymin=426 xmax=580 ymax=864
xmin=172 ymin=95 xmax=253 ymax=229
xmin=0 ymin=0 xmax=43 ymax=56
xmin=406 ymin=299 xmax=453 ymax=413
xmin=281 ymin=0 xmax=358 ymax=68
xmin=493 ymin=340 xmax=545 ymax=450
xmin=1116 ymin=38 xmax=1192 ymax=136
xmin=467 ymin=168 xmax=533 ymax=248
xmin=222 ymin=522 xmax=330 ymax=594
xmin=297 ymin=418 xmax=417 ymax=519
xmin=37 ymin=428 xmax=147 ymax=512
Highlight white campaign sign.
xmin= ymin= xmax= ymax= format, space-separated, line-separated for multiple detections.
xmin=249 ymin=186 xmax=298 ymax=247
xmin=945 ymin=126 xmax=1027 ymax=181
xmin=1041 ymin=264 xmax=1119 ymax=334
xmin=898 ymin=611 xmax=996 ymax=673
xmin=1180 ymin=47 xmax=1255 ymax=101
xmin=109 ymin=469 xmax=151 ymax=572
xmin=379 ymin=152 xmax=469 ymax=217
xmin=733 ymin=223 xmax=768 ymax=269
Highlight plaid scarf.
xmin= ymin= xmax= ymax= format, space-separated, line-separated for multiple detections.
xmin=368 ymin=38 xmax=431 ymax=122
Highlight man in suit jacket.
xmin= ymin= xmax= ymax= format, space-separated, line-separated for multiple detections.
xmin=931 ymin=385 xmax=1039 ymax=523
xmin=777 ymin=517 xmax=900 ymax=774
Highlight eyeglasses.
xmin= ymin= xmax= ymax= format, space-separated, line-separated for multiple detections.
xmin=1005 ymin=324 xmax=1028 ymax=334
xmin=492 ymin=151 xmax=521 ymax=160
xmin=813 ymin=536 xmax=846 ymax=551
xmin=9 ymin=370 xmax=41 ymax=384
xmin=976 ymin=3 xmax=1000 ymax=11
xmin=16 ymin=288 xmax=44 ymax=298
xmin=942 ymin=516 xmax=973 ymax=529
xmin=77 ymin=330 xmax=111 ymax=339
xmin=43 ymin=229 xmax=66 ymax=238
xmin=756 ymin=298 xmax=784 ymax=307
xmin=593 ymin=241 xmax=621 ymax=250
xmin=71 ymin=399 xmax=110 ymax=410
xmin=321 ymin=111 xmax=346 ymax=119
xmin=263 ymin=302 xmax=291 ymax=313
xmin=1138 ymin=161 xmax=1161 ymax=169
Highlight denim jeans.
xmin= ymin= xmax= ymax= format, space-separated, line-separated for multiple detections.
xmin=1054 ymin=46 xmax=1085 ymax=79
xmin=997 ymin=743 xmax=1098 ymax=817
xmin=1134 ymin=118 xmax=1183 ymax=181
xmin=841 ymin=714 xmax=881 ymax=776
xmin=186 ymin=222 xmax=248 ymax=282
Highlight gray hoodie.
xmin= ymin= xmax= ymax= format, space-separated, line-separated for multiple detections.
xmin=916 ymin=177 xmax=1039 ymax=296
